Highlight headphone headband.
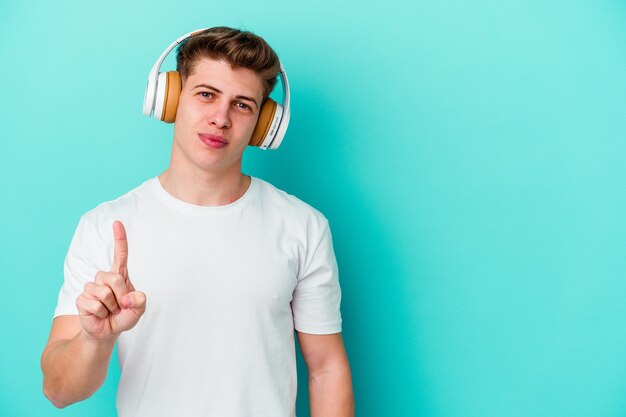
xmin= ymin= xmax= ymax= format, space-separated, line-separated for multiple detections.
xmin=143 ymin=28 xmax=290 ymax=150
xmin=143 ymin=29 xmax=205 ymax=119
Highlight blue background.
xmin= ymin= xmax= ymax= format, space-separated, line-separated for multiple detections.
xmin=1 ymin=0 xmax=626 ymax=416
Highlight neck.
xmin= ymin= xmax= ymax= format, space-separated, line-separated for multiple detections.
xmin=158 ymin=163 xmax=251 ymax=207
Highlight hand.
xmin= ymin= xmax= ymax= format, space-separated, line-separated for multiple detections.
xmin=76 ymin=221 xmax=147 ymax=342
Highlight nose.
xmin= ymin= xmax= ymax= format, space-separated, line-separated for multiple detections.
xmin=208 ymin=101 xmax=232 ymax=130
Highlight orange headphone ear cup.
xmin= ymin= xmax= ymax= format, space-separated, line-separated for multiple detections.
xmin=249 ymin=99 xmax=277 ymax=147
xmin=162 ymin=71 xmax=182 ymax=123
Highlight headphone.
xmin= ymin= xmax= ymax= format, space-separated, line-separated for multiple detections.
xmin=142 ymin=28 xmax=291 ymax=150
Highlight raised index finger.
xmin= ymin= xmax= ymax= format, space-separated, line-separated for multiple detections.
xmin=111 ymin=220 xmax=128 ymax=277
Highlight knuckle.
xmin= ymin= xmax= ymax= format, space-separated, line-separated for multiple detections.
xmin=100 ymin=288 xmax=113 ymax=303
xmin=94 ymin=305 xmax=108 ymax=318
xmin=111 ymin=273 xmax=124 ymax=286
xmin=82 ymin=283 xmax=96 ymax=297
xmin=88 ymin=282 xmax=103 ymax=296
xmin=84 ymin=281 xmax=98 ymax=292
xmin=87 ymin=284 xmax=114 ymax=305
xmin=94 ymin=270 xmax=106 ymax=283
xmin=76 ymin=295 xmax=86 ymax=309
xmin=78 ymin=297 xmax=97 ymax=314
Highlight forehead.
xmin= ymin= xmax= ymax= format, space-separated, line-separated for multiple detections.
xmin=184 ymin=57 xmax=264 ymax=100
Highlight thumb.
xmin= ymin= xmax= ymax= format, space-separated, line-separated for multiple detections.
xmin=112 ymin=291 xmax=147 ymax=334
xmin=121 ymin=291 xmax=147 ymax=313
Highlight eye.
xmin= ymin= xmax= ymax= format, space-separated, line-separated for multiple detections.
xmin=235 ymin=102 xmax=253 ymax=112
xmin=198 ymin=91 xmax=214 ymax=99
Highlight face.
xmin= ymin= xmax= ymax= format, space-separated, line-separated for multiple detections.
xmin=171 ymin=57 xmax=265 ymax=175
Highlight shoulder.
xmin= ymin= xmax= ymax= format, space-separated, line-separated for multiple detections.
xmin=77 ymin=177 xmax=155 ymax=235
xmin=252 ymin=177 xmax=330 ymax=232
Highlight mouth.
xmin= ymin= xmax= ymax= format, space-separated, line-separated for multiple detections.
xmin=198 ymin=133 xmax=229 ymax=149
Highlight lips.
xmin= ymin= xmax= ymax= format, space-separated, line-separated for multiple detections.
xmin=198 ymin=133 xmax=228 ymax=149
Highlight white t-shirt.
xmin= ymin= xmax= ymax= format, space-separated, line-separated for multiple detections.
xmin=53 ymin=176 xmax=342 ymax=417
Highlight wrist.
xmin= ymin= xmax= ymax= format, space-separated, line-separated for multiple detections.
xmin=77 ymin=328 xmax=118 ymax=349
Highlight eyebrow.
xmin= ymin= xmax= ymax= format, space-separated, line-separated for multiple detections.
xmin=192 ymin=83 xmax=259 ymax=109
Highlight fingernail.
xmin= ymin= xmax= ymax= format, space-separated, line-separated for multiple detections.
xmin=122 ymin=295 xmax=133 ymax=308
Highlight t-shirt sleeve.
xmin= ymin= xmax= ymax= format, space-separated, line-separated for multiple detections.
xmin=291 ymin=221 xmax=343 ymax=334
xmin=54 ymin=214 xmax=109 ymax=318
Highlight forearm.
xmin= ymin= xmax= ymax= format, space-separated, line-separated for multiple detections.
xmin=41 ymin=330 xmax=116 ymax=408
xmin=309 ymin=362 xmax=354 ymax=417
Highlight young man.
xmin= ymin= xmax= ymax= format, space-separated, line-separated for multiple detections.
xmin=41 ymin=27 xmax=354 ymax=416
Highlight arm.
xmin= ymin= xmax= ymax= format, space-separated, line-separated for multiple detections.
xmin=297 ymin=331 xmax=354 ymax=417
xmin=41 ymin=316 xmax=116 ymax=408
xmin=41 ymin=221 xmax=146 ymax=408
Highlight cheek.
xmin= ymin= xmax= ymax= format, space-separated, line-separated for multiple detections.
xmin=178 ymin=99 xmax=197 ymax=120
xmin=173 ymin=100 xmax=190 ymax=125
xmin=173 ymin=107 xmax=200 ymax=143
xmin=244 ymin=113 xmax=261 ymax=134
xmin=247 ymin=117 xmax=259 ymax=136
